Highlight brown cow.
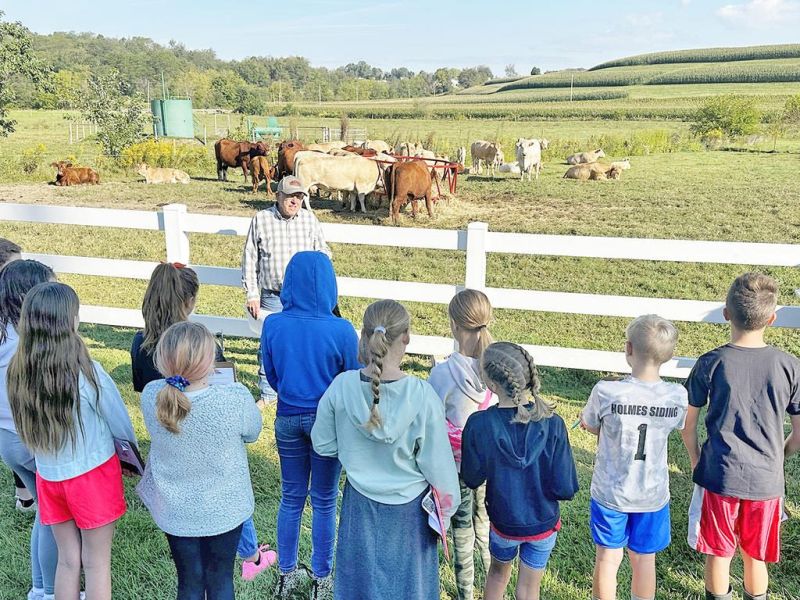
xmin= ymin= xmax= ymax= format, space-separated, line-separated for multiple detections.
xmin=215 ymin=139 xmax=266 ymax=182
xmin=342 ymin=145 xmax=377 ymax=157
xmin=276 ymin=140 xmax=306 ymax=178
xmin=250 ymin=156 xmax=273 ymax=196
xmin=51 ymin=161 xmax=99 ymax=186
xmin=385 ymin=160 xmax=434 ymax=224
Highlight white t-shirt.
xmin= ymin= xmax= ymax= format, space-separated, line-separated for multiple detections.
xmin=582 ymin=376 xmax=688 ymax=512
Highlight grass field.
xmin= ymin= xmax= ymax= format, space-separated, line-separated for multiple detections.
xmin=1 ymin=104 xmax=799 ymax=599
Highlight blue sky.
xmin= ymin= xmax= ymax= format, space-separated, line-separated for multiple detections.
xmin=2 ymin=0 xmax=799 ymax=74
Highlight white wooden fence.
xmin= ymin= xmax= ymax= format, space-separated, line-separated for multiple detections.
xmin=2 ymin=202 xmax=799 ymax=379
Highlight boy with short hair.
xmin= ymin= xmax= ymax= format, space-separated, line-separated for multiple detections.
xmin=581 ymin=314 xmax=688 ymax=600
xmin=682 ymin=273 xmax=800 ymax=600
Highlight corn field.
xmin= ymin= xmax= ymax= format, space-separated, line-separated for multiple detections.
xmin=590 ymin=43 xmax=800 ymax=70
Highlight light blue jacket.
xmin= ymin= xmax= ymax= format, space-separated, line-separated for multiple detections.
xmin=136 ymin=381 xmax=262 ymax=537
xmin=35 ymin=360 xmax=138 ymax=482
xmin=311 ymin=370 xmax=460 ymax=520
xmin=0 ymin=325 xmax=19 ymax=433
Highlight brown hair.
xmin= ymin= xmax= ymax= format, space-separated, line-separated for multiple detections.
xmin=142 ymin=263 xmax=199 ymax=351
xmin=626 ymin=314 xmax=678 ymax=365
xmin=480 ymin=342 xmax=554 ymax=424
xmin=8 ymin=282 xmax=98 ymax=453
xmin=0 ymin=238 xmax=22 ymax=268
xmin=726 ymin=272 xmax=779 ymax=331
xmin=449 ymin=289 xmax=493 ymax=359
xmin=153 ymin=321 xmax=216 ymax=434
xmin=358 ymin=300 xmax=410 ymax=431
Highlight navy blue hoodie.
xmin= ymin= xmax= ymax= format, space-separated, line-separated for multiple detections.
xmin=261 ymin=251 xmax=360 ymax=416
xmin=461 ymin=405 xmax=578 ymax=537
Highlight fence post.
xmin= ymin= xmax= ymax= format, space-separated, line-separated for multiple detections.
xmin=162 ymin=204 xmax=190 ymax=264
xmin=465 ymin=221 xmax=488 ymax=291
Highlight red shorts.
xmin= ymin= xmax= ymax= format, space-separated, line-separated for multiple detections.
xmin=36 ymin=454 xmax=127 ymax=529
xmin=688 ymin=485 xmax=782 ymax=563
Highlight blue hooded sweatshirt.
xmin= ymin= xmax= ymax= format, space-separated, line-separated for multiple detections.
xmin=261 ymin=251 xmax=361 ymax=416
xmin=461 ymin=405 xmax=579 ymax=538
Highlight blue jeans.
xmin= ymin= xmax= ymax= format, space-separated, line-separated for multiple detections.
xmin=274 ymin=413 xmax=341 ymax=577
xmin=0 ymin=428 xmax=58 ymax=594
xmin=489 ymin=529 xmax=558 ymax=571
xmin=257 ymin=290 xmax=283 ymax=401
xmin=166 ymin=523 xmax=243 ymax=600
xmin=237 ymin=517 xmax=258 ymax=559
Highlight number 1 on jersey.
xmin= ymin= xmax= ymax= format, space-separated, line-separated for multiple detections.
xmin=634 ymin=423 xmax=648 ymax=461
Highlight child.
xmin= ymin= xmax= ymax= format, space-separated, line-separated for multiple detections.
xmin=311 ymin=299 xmax=460 ymax=600
xmin=8 ymin=282 xmax=138 ymax=600
xmin=136 ymin=321 xmax=264 ymax=600
xmin=0 ymin=260 xmax=58 ymax=600
xmin=0 ymin=237 xmax=22 ymax=269
xmin=461 ymin=342 xmax=578 ymax=600
xmin=681 ymin=273 xmax=800 ymax=600
xmin=428 ymin=289 xmax=495 ymax=600
xmin=580 ymin=315 xmax=688 ymax=600
xmin=261 ymin=251 xmax=360 ymax=600
xmin=130 ymin=262 xmax=270 ymax=579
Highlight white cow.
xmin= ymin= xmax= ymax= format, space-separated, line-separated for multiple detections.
xmin=515 ymin=138 xmax=549 ymax=181
xmin=361 ymin=139 xmax=393 ymax=153
xmin=294 ymin=153 xmax=382 ymax=213
xmin=306 ymin=141 xmax=348 ymax=152
xmin=396 ymin=141 xmax=423 ymax=156
xmin=498 ymin=162 xmax=521 ymax=174
xmin=470 ymin=140 xmax=504 ymax=177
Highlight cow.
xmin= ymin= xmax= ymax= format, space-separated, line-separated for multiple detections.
xmin=294 ymin=153 xmax=383 ymax=213
xmin=566 ymin=149 xmax=605 ymax=165
xmin=250 ymin=156 xmax=273 ymax=195
xmin=306 ymin=141 xmax=348 ymax=152
xmin=563 ymin=163 xmax=621 ymax=180
xmin=498 ymin=162 xmax=521 ymax=174
xmin=215 ymin=139 xmax=263 ymax=182
xmin=470 ymin=141 xmax=504 ymax=177
xmin=396 ymin=141 xmax=422 ymax=156
xmin=276 ymin=140 xmax=306 ymax=178
xmin=51 ymin=161 xmax=99 ymax=186
xmin=385 ymin=160 xmax=434 ymax=224
xmin=343 ymin=145 xmax=378 ymax=157
xmin=360 ymin=139 xmax=393 ymax=154
xmin=515 ymin=138 xmax=548 ymax=181
xmin=611 ymin=158 xmax=631 ymax=171
xmin=136 ymin=164 xmax=190 ymax=184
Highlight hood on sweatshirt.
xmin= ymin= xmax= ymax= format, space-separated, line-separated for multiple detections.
xmin=445 ymin=353 xmax=486 ymax=403
xmin=491 ymin=406 xmax=549 ymax=469
xmin=279 ymin=251 xmax=337 ymax=318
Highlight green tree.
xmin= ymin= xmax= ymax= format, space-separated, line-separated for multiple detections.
xmin=77 ymin=69 xmax=149 ymax=156
xmin=784 ymin=94 xmax=800 ymax=126
xmin=0 ymin=10 xmax=51 ymax=135
xmin=457 ymin=66 xmax=493 ymax=89
xmin=504 ymin=64 xmax=518 ymax=78
xmin=691 ymin=95 xmax=761 ymax=139
xmin=530 ymin=66 xmax=541 ymax=76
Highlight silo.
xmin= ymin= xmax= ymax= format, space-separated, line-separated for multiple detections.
xmin=150 ymin=99 xmax=194 ymax=139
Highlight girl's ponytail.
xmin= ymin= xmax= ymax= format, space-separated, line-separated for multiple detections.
xmin=156 ymin=380 xmax=192 ymax=435
xmin=448 ymin=289 xmax=493 ymax=359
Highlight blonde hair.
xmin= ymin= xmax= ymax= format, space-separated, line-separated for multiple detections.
xmin=626 ymin=314 xmax=678 ymax=365
xmin=358 ymin=300 xmax=410 ymax=431
xmin=449 ymin=289 xmax=493 ymax=358
xmin=142 ymin=263 xmax=199 ymax=351
xmin=154 ymin=321 xmax=216 ymax=434
xmin=8 ymin=282 xmax=98 ymax=453
xmin=726 ymin=272 xmax=779 ymax=331
xmin=480 ymin=342 xmax=554 ymax=424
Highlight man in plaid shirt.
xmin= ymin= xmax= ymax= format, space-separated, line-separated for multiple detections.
xmin=242 ymin=176 xmax=331 ymax=403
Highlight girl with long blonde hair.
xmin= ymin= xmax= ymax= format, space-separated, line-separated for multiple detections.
xmin=311 ymin=299 xmax=460 ymax=600
xmin=428 ymin=289 xmax=495 ymax=600
xmin=8 ymin=282 xmax=138 ymax=600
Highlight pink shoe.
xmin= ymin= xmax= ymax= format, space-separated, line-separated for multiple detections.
xmin=241 ymin=544 xmax=277 ymax=581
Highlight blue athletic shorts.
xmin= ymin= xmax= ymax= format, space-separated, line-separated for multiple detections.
xmin=489 ymin=529 xmax=558 ymax=571
xmin=589 ymin=499 xmax=671 ymax=554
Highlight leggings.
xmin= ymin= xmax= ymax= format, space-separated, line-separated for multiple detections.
xmin=166 ymin=523 xmax=243 ymax=600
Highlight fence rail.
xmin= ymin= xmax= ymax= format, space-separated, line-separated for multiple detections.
xmin=3 ymin=202 xmax=798 ymax=379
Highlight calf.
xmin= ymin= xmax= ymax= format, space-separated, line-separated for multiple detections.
xmin=250 ymin=156 xmax=273 ymax=195
xmin=385 ymin=160 xmax=434 ymax=224
xmin=566 ymin=149 xmax=605 ymax=165
xmin=51 ymin=161 xmax=99 ymax=186
xmin=137 ymin=163 xmax=190 ymax=184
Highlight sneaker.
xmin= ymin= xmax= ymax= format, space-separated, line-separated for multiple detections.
xmin=241 ymin=544 xmax=277 ymax=581
xmin=310 ymin=574 xmax=333 ymax=600
xmin=16 ymin=497 xmax=37 ymax=513
xmin=275 ymin=566 xmax=309 ymax=599
xmin=27 ymin=588 xmax=44 ymax=600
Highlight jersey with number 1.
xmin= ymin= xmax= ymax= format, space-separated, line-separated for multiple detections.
xmin=582 ymin=376 xmax=688 ymax=512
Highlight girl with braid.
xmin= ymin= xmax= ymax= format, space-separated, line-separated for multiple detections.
xmin=461 ymin=342 xmax=579 ymax=600
xmin=311 ymin=299 xmax=460 ymax=600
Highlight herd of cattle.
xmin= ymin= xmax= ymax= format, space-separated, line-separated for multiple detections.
xmin=47 ymin=136 xmax=631 ymax=223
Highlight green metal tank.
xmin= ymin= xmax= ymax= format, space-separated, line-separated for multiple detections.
xmin=150 ymin=99 xmax=194 ymax=139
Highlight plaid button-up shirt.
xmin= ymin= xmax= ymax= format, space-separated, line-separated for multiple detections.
xmin=241 ymin=206 xmax=331 ymax=300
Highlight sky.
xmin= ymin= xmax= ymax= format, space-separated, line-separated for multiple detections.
xmin=2 ymin=0 xmax=800 ymax=74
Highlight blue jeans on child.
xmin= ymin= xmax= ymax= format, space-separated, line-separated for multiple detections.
xmin=274 ymin=413 xmax=341 ymax=577
xmin=257 ymin=290 xmax=283 ymax=401
xmin=237 ymin=517 xmax=258 ymax=559
xmin=489 ymin=529 xmax=558 ymax=571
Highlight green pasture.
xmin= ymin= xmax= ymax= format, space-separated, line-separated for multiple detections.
xmin=0 ymin=107 xmax=799 ymax=599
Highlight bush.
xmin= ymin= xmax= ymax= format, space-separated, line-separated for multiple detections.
xmin=691 ymin=96 xmax=761 ymax=139
xmin=19 ymin=143 xmax=47 ymax=174
xmin=119 ymin=139 xmax=213 ymax=174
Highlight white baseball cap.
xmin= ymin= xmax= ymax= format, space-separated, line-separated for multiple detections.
xmin=276 ymin=176 xmax=308 ymax=197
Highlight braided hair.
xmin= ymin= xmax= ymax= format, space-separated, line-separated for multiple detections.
xmin=480 ymin=342 xmax=554 ymax=424
xmin=358 ymin=299 xmax=410 ymax=431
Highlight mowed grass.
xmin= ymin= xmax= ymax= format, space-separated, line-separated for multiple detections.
xmin=1 ymin=110 xmax=800 ymax=599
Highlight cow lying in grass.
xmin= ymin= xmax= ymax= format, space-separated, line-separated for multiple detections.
xmin=136 ymin=163 xmax=190 ymax=184
xmin=563 ymin=163 xmax=622 ymax=180
xmin=51 ymin=161 xmax=100 ymax=186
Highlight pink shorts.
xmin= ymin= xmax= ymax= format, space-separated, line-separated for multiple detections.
xmin=36 ymin=454 xmax=127 ymax=529
xmin=688 ymin=485 xmax=782 ymax=563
